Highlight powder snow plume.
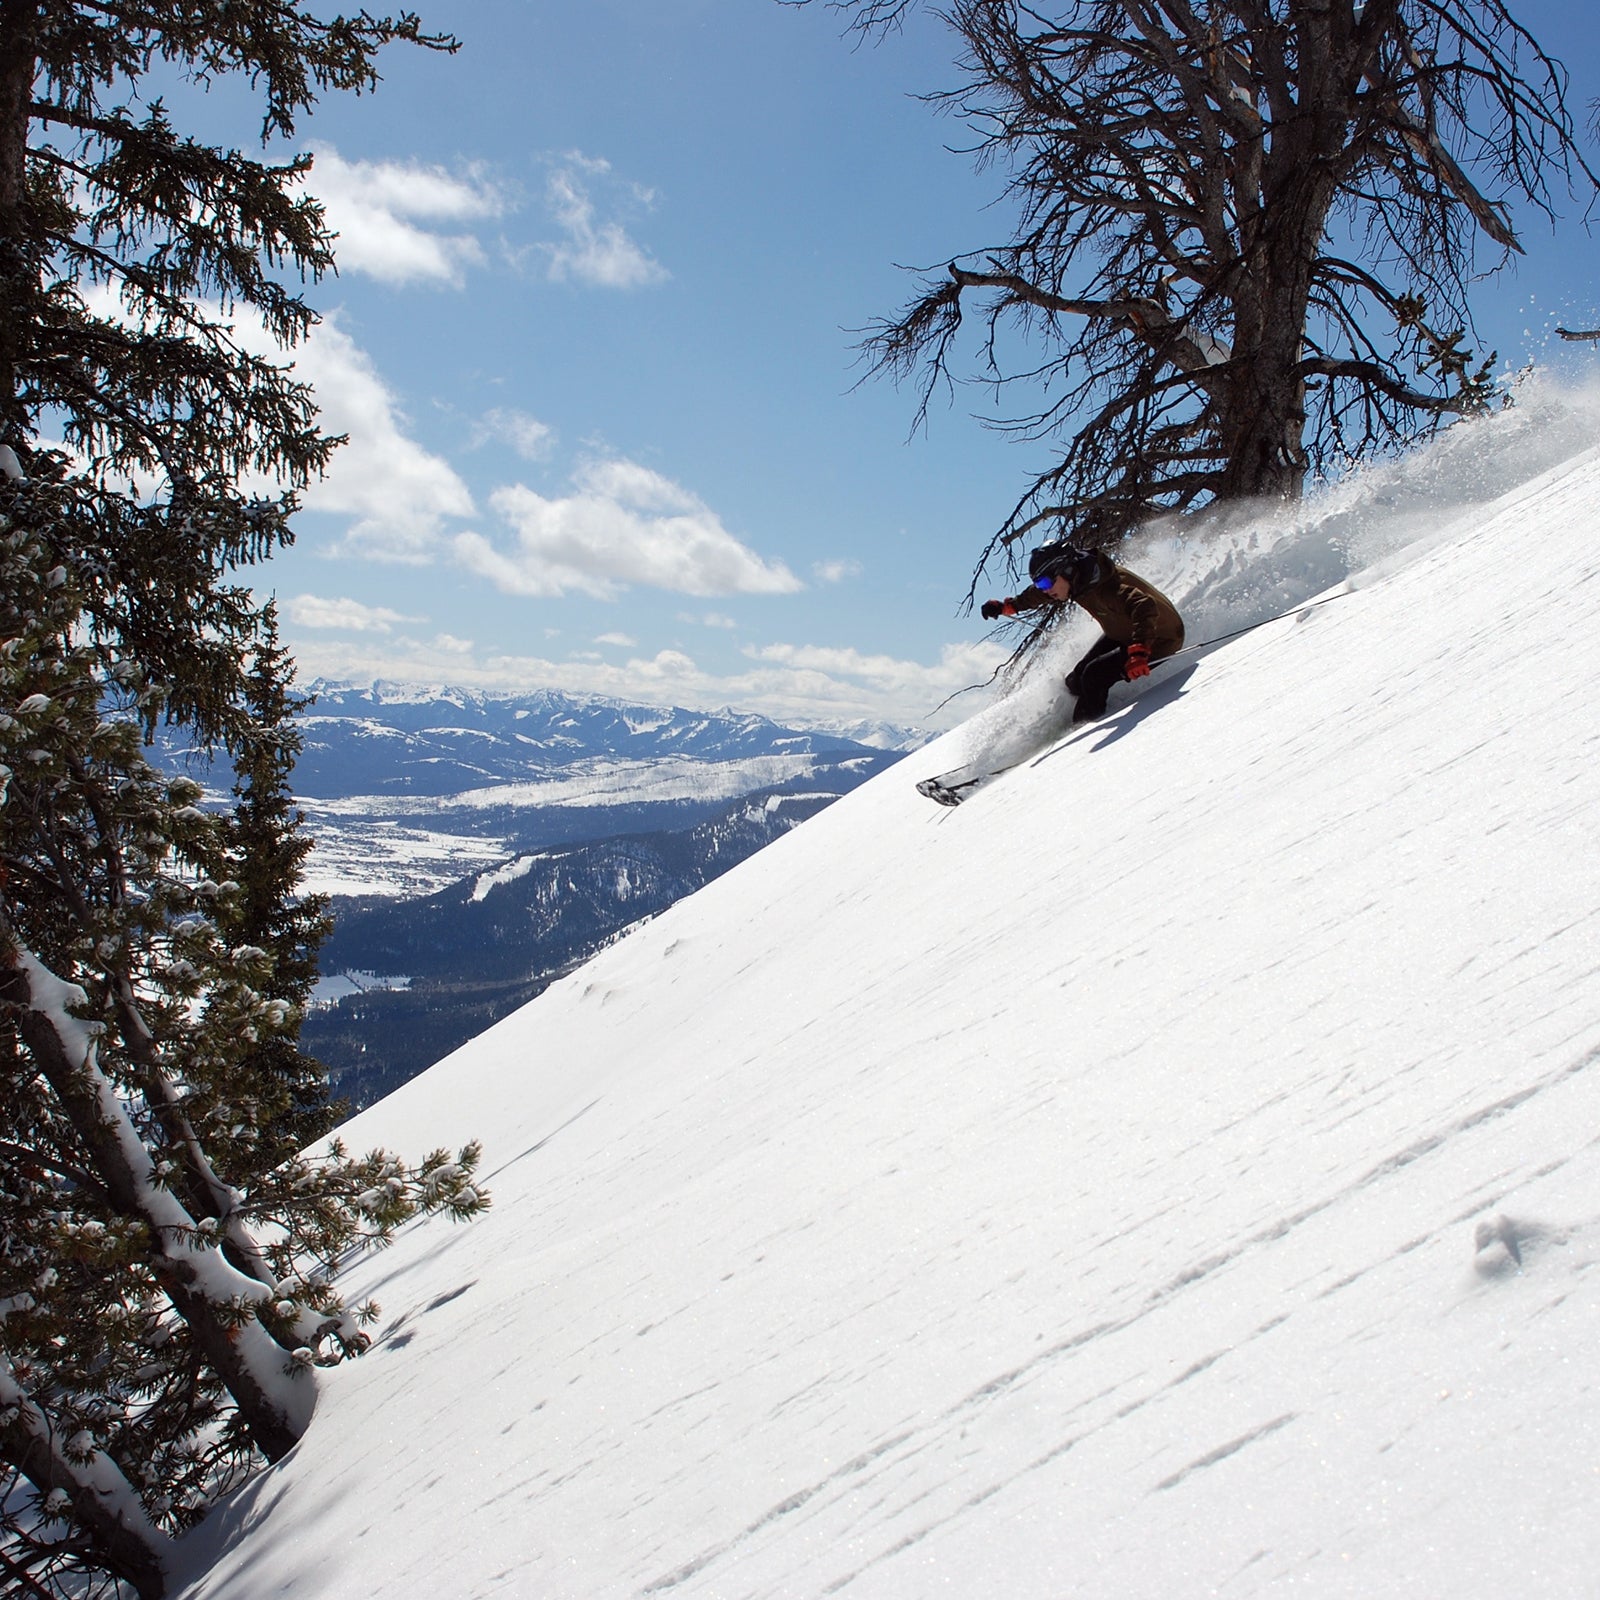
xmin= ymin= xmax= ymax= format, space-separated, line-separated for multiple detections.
xmin=951 ymin=374 xmax=1600 ymax=774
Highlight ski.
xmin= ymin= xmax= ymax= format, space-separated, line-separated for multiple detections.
xmin=913 ymin=660 xmax=1196 ymax=806
xmin=915 ymin=775 xmax=983 ymax=807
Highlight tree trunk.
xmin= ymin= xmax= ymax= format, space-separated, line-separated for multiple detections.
xmin=0 ymin=0 xmax=38 ymax=434
xmin=1218 ymin=62 xmax=1349 ymax=503
xmin=0 ymin=1362 xmax=172 ymax=1600
xmin=0 ymin=948 xmax=314 ymax=1464
xmin=1216 ymin=303 xmax=1312 ymax=503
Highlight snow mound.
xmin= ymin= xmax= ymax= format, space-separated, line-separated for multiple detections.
xmin=176 ymin=396 xmax=1600 ymax=1600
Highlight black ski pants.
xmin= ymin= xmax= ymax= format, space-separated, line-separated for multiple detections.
xmin=1065 ymin=634 xmax=1134 ymax=722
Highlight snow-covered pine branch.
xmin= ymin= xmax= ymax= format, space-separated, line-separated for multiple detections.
xmin=0 ymin=8 xmax=477 ymax=1594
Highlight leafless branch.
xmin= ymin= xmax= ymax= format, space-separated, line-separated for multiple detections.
xmin=813 ymin=0 xmax=1597 ymax=582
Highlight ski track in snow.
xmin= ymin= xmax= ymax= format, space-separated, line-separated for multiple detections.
xmin=175 ymin=418 xmax=1600 ymax=1600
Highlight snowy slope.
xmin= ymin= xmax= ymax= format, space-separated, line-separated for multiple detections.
xmin=175 ymin=413 xmax=1600 ymax=1600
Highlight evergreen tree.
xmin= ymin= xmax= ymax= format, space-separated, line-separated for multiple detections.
xmin=0 ymin=8 xmax=488 ymax=1597
xmin=220 ymin=604 xmax=339 ymax=1168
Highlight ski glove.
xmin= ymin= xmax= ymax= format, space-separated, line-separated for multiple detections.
xmin=981 ymin=599 xmax=1017 ymax=622
xmin=1124 ymin=641 xmax=1151 ymax=680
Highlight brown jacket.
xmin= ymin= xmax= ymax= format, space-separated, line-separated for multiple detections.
xmin=1009 ymin=556 xmax=1185 ymax=658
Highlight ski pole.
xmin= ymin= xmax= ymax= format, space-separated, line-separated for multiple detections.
xmin=1168 ymin=588 xmax=1349 ymax=659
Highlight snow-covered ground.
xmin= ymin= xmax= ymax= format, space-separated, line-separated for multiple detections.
xmin=296 ymin=815 xmax=511 ymax=899
xmin=297 ymin=755 xmax=885 ymax=898
xmin=307 ymin=969 xmax=412 ymax=1008
xmin=175 ymin=392 xmax=1600 ymax=1599
xmin=307 ymin=752 xmax=869 ymax=820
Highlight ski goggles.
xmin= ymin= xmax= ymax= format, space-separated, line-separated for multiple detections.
xmin=1034 ymin=573 xmax=1062 ymax=591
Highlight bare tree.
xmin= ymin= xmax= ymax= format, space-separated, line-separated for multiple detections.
xmin=802 ymin=0 xmax=1597 ymax=593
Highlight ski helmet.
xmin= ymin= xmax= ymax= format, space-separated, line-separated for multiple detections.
xmin=1027 ymin=540 xmax=1075 ymax=583
xmin=1029 ymin=542 xmax=1104 ymax=592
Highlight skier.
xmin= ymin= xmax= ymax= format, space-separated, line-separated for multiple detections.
xmin=980 ymin=542 xmax=1185 ymax=723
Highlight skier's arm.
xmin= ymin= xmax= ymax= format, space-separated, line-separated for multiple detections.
xmin=980 ymin=586 xmax=1049 ymax=621
xmin=1116 ymin=569 xmax=1165 ymax=646
xmin=1125 ymin=588 xmax=1159 ymax=645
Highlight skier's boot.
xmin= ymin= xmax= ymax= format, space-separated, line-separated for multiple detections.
xmin=916 ymin=776 xmax=968 ymax=807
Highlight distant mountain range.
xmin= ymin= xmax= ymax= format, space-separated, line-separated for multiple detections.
xmin=154 ymin=681 xmax=927 ymax=900
xmin=290 ymin=681 xmax=926 ymax=800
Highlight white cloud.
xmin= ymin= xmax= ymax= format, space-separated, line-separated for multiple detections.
xmin=299 ymin=147 xmax=506 ymax=288
xmin=474 ymin=407 xmax=555 ymax=460
xmin=813 ymin=558 xmax=863 ymax=584
xmin=285 ymin=593 xmax=420 ymax=633
xmin=284 ymin=629 xmax=1005 ymax=731
xmin=540 ymin=153 xmax=668 ymax=290
xmin=678 ymin=611 xmax=740 ymax=630
xmin=76 ymin=285 xmax=473 ymax=562
xmin=746 ymin=640 xmax=1003 ymax=699
xmin=291 ymin=314 xmax=476 ymax=560
xmin=595 ymin=632 xmax=638 ymax=648
xmin=456 ymin=459 xmax=800 ymax=598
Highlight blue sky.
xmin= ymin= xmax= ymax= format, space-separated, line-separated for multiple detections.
xmin=192 ymin=0 xmax=1600 ymax=730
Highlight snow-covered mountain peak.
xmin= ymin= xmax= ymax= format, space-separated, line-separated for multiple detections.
xmin=284 ymin=683 xmax=916 ymax=803
xmin=177 ymin=404 xmax=1600 ymax=1600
